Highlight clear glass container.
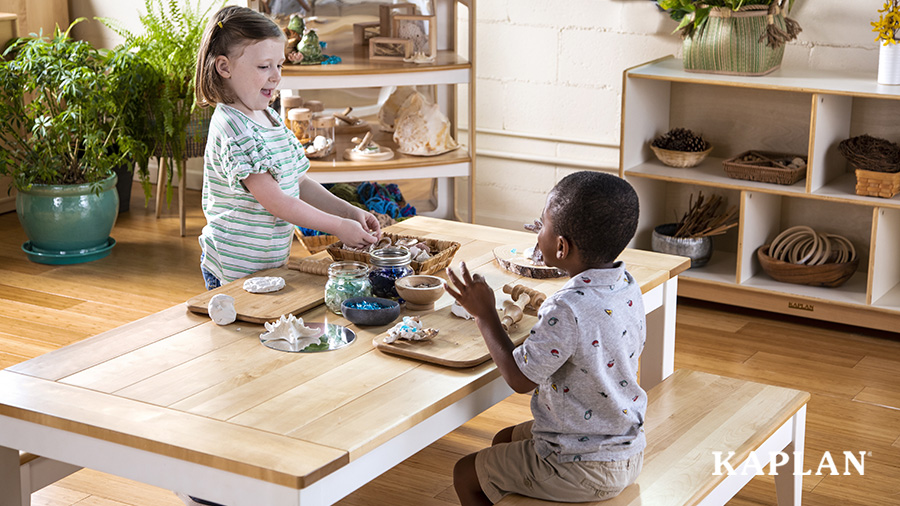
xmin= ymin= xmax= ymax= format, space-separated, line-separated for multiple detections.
xmin=306 ymin=115 xmax=336 ymax=159
xmin=368 ymin=247 xmax=413 ymax=300
xmin=287 ymin=107 xmax=311 ymax=145
xmin=325 ymin=261 xmax=372 ymax=314
xmin=281 ymin=95 xmax=304 ymax=124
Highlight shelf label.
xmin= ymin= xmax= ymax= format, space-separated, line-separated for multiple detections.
xmin=788 ymin=301 xmax=814 ymax=312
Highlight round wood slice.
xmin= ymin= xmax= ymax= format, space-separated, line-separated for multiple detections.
xmin=334 ymin=120 xmax=371 ymax=135
xmin=343 ymin=147 xmax=394 ymax=161
xmin=493 ymin=244 xmax=566 ymax=279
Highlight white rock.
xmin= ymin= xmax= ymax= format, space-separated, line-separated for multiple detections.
xmin=260 ymin=314 xmax=323 ymax=349
xmin=243 ymin=276 xmax=286 ymax=293
xmin=313 ymin=135 xmax=327 ymax=150
xmin=208 ymin=294 xmax=237 ymax=325
xmin=450 ymin=301 xmax=474 ymax=320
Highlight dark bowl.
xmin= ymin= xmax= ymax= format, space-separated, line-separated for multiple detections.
xmin=341 ymin=296 xmax=401 ymax=326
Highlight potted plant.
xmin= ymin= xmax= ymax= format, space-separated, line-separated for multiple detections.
xmin=98 ymin=0 xmax=219 ymax=207
xmin=656 ymin=0 xmax=801 ymax=75
xmin=873 ymin=0 xmax=900 ymax=84
xmin=0 ymin=19 xmax=155 ymax=264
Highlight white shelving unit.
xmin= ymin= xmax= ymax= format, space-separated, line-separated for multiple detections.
xmin=620 ymin=56 xmax=900 ymax=332
xmin=252 ymin=0 xmax=475 ymax=221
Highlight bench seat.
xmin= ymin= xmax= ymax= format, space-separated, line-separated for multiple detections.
xmin=497 ymin=369 xmax=810 ymax=506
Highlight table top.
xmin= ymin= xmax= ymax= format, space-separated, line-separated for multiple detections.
xmin=0 ymin=217 xmax=689 ymax=490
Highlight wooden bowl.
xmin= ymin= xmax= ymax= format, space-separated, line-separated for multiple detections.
xmin=756 ymin=245 xmax=858 ymax=288
xmin=650 ymin=144 xmax=713 ymax=168
xmin=395 ymin=275 xmax=445 ymax=311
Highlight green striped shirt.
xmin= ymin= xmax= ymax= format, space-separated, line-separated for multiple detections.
xmin=199 ymin=104 xmax=310 ymax=283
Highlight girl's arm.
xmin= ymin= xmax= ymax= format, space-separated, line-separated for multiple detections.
xmin=243 ymin=172 xmax=378 ymax=249
xmin=297 ymin=177 xmax=382 ymax=238
xmin=445 ymin=262 xmax=537 ymax=394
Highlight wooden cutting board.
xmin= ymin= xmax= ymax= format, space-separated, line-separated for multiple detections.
xmin=372 ymin=304 xmax=538 ymax=368
xmin=493 ymin=244 xmax=566 ymax=279
xmin=186 ymin=267 xmax=327 ymax=324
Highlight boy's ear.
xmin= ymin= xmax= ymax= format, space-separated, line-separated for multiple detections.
xmin=215 ymin=55 xmax=232 ymax=78
xmin=555 ymin=235 xmax=571 ymax=260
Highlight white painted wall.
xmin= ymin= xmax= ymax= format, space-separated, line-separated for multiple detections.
xmin=69 ymin=1 xmax=888 ymax=229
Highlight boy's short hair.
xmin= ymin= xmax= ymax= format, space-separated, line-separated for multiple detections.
xmin=195 ymin=6 xmax=285 ymax=107
xmin=547 ymin=171 xmax=639 ymax=266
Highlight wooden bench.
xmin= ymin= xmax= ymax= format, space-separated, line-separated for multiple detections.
xmin=497 ymin=369 xmax=810 ymax=506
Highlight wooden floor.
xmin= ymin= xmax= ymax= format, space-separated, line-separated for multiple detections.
xmin=1 ymin=183 xmax=898 ymax=506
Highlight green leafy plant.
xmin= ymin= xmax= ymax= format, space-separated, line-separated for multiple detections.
xmin=0 ymin=19 xmax=154 ymax=193
xmin=98 ymin=0 xmax=220 ymax=203
xmin=657 ymin=0 xmax=797 ymax=38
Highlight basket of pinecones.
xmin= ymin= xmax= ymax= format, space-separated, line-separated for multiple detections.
xmin=650 ymin=128 xmax=713 ymax=168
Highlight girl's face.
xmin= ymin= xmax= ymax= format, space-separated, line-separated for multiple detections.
xmin=216 ymin=37 xmax=285 ymax=118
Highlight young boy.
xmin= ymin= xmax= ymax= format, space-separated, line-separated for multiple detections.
xmin=445 ymin=171 xmax=645 ymax=505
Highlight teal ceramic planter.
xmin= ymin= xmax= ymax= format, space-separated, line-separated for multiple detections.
xmin=16 ymin=175 xmax=118 ymax=264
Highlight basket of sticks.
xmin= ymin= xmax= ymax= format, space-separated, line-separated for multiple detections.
xmin=650 ymin=192 xmax=738 ymax=268
xmin=839 ymin=135 xmax=900 ymax=198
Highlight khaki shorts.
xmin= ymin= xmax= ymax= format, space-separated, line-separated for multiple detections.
xmin=475 ymin=421 xmax=642 ymax=504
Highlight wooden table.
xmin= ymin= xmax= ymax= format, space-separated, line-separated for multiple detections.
xmin=0 ymin=217 xmax=689 ymax=506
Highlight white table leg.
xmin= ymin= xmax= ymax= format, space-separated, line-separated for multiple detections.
xmin=641 ymin=277 xmax=677 ymax=390
xmin=0 ymin=446 xmax=24 ymax=506
xmin=775 ymin=405 xmax=807 ymax=506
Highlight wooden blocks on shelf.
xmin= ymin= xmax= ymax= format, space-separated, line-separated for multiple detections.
xmin=353 ymin=21 xmax=380 ymax=46
xmin=379 ymin=2 xmax=415 ymax=37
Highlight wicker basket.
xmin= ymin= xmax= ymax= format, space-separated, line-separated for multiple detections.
xmin=723 ymin=151 xmax=806 ymax=185
xmin=855 ymin=169 xmax=900 ymax=198
xmin=757 ymin=245 xmax=858 ymax=288
xmin=650 ymin=145 xmax=713 ymax=168
xmin=327 ymin=233 xmax=460 ymax=275
xmin=293 ymin=228 xmax=340 ymax=254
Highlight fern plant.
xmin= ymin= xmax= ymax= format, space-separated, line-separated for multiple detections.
xmin=98 ymin=0 xmax=220 ymax=203
xmin=657 ymin=0 xmax=797 ymax=38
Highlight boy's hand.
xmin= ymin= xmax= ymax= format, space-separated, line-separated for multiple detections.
xmin=445 ymin=262 xmax=497 ymax=321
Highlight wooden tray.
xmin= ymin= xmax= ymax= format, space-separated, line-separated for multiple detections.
xmin=186 ymin=267 xmax=327 ymax=324
xmin=373 ymin=304 xmax=538 ymax=368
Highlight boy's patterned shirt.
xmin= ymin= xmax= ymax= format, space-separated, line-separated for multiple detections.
xmin=199 ymin=104 xmax=309 ymax=283
xmin=513 ymin=262 xmax=647 ymax=462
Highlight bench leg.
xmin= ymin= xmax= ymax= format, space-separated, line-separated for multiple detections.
xmin=0 ymin=446 xmax=24 ymax=506
xmin=775 ymin=405 xmax=807 ymax=506
xmin=641 ymin=277 xmax=677 ymax=390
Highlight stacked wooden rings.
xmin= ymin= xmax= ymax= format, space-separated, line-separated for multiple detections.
xmin=768 ymin=226 xmax=856 ymax=265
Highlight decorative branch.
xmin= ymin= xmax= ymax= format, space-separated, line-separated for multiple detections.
xmin=673 ymin=192 xmax=738 ymax=239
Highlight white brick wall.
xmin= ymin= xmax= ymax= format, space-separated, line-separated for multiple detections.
xmin=473 ymin=0 xmax=886 ymax=229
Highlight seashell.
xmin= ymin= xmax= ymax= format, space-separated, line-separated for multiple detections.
xmin=392 ymin=92 xmax=459 ymax=156
xmin=260 ymin=314 xmax=323 ymax=348
xmin=383 ymin=316 xmax=439 ymax=344
xmin=243 ymin=276 xmax=286 ymax=293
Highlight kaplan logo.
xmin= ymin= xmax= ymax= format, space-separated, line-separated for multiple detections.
xmin=712 ymin=451 xmax=867 ymax=476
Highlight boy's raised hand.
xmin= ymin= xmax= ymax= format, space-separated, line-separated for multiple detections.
xmin=445 ymin=262 xmax=497 ymax=321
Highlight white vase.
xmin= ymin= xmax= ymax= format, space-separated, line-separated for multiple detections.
xmin=877 ymin=42 xmax=900 ymax=85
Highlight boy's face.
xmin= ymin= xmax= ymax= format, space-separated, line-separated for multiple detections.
xmin=536 ymin=193 xmax=560 ymax=269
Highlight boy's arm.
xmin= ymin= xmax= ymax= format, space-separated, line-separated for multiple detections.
xmin=445 ymin=263 xmax=538 ymax=394
xmin=243 ymin=172 xmax=377 ymax=249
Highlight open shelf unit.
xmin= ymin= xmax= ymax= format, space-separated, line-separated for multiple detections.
xmin=620 ymin=56 xmax=900 ymax=331
xmin=253 ymin=0 xmax=475 ymax=221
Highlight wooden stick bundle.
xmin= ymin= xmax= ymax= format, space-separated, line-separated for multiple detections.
xmin=673 ymin=192 xmax=738 ymax=239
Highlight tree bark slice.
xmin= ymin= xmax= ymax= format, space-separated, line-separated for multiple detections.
xmin=493 ymin=244 xmax=567 ymax=279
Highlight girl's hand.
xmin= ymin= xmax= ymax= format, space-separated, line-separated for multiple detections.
xmin=355 ymin=208 xmax=382 ymax=240
xmin=336 ymin=218 xmax=377 ymax=249
xmin=444 ymin=262 xmax=497 ymax=321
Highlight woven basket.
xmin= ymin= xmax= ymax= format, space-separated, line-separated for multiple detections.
xmin=757 ymin=245 xmax=858 ymax=288
xmin=293 ymin=228 xmax=339 ymax=254
xmin=723 ymin=150 xmax=806 ymax=185
xmin=855 ymin=169 xmax=900 ymax=198
xmin=683 ymin=5 xmax=790 ymax=76
xmin=327 ymin=233 xmax=460 ymax=275
xmin=651 ymin=145 xmax=713 ymax=168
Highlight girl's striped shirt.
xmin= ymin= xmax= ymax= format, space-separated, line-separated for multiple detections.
xmin=199 ymin=103 xmax=309 ymax=283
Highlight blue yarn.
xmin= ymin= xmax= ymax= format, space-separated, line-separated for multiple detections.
xmin=297 ymin=226 xmax=328 ymax=237
xmin=364 ymin=196 xmax=399 ymax=218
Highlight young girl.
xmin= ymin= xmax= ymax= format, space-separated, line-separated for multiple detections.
xmin=194 ymin=6 xmax=380 ymax=290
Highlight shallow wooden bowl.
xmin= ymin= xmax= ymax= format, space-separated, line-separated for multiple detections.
xmin=395 ymin=275 xmax=445 ymax=311
xmin=756 ymin=245 xmax=858 ymax=288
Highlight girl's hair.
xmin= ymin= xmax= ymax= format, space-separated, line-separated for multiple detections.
xmin=195 ymin=6 xmax=284 ymax=107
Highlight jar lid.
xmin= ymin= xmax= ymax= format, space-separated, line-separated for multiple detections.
xmin=304 ymin=100 xmax=324 ymax=112
xmin=312 ymin=115 xmax=336 ymax=128
xmin=328 ymin=260 xmax=369 ymax=278
xmin=288 ymin=108 xmax=311 ymax=121
xmin=370 ymin=246 xmax=412 ymax=267
xmin=281 ymin=95 xmax=304 ymax=108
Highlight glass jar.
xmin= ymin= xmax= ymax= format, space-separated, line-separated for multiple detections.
xmin=368 ymin=247 xmax=413 ymax=300
xmin=287 ymin=107 xmax=311 ymax=145
xmin=306 ymin=115 xmax=336 ymax=159
xmin=281 ymin=95 xmax=304 ymax=124
xmin=325 ymin=261 xmax=372 ymax=314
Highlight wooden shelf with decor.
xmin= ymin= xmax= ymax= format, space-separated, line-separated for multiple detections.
xmin=620 ymin=56 xmax=900 ymax=332
xmin=250 ymin=0 xmax=476 ymax=222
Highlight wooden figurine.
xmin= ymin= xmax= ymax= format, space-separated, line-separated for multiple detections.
xmin=502 ymin=284 xmax=546 ymax=316
xmin=501 ymin=293 xmax=530 ymax=332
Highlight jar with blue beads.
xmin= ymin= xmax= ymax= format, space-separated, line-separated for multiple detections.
xmin=368 ymin=246 xmax=413 ymax=300
xmin=325 ymin=261 xmax=372 ymax=314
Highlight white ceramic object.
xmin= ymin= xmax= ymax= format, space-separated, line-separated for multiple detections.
xmin=207 ymin=294 xmax=236 ymax=325
xmin=878 ymin=43 xmax=900 ymax=85
xmin=243 ymin=276 xmax=286 ymax=293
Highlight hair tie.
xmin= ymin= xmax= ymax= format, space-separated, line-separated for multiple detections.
xmin=217 ymin=21 xmax=224 ymax=28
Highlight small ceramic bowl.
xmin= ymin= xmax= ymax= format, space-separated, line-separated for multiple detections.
xmin=341 ymin=296 xmax=401 ymax=326
xmin=395 ymin=275 xmax=445 ymax=311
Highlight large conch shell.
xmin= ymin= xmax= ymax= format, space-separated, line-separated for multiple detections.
xmin=392 ymin=92 xmax=459 ymax=156
xmin=378 ymin=86 xmax=417 ymax=132
xmin=260 ymin=314 xmax=323 ymax=349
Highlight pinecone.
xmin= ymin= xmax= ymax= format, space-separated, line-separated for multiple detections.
xmin=652 ymin=128 xmax=708 ymax=153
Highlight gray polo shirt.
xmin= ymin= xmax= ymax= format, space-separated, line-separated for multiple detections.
xmin=513 ymin=262 xmax=647 ymax=462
